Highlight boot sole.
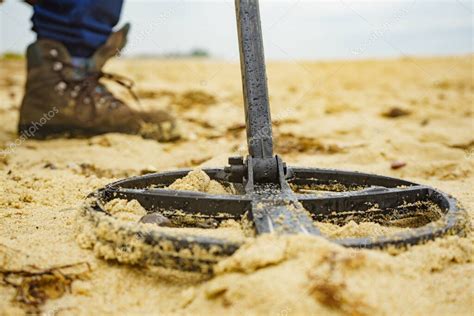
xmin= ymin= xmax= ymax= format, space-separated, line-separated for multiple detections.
xmin=18 ymin=124 xmax=180 ymax=142
xmin=18 ymin=124 xmax=109 ymax=140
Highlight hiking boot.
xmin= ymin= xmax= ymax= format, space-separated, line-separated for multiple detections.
xmin=18 ymin=24 xmax=180 ymax=141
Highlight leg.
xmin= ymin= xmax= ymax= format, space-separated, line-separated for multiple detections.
xmin=32 ymin=0 xmax=124 ymax=57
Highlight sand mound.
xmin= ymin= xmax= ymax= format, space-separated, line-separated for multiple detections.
xmin=168 ymin=169 xmax=231 ymax=194
xmin=182 ymin=234 xmax=473 ymax=316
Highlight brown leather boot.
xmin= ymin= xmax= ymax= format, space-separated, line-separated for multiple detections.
xmin=18 ymin=24 xmax=180 ymax=141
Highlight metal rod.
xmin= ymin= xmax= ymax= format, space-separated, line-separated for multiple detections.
xmin=235 ymin=0 xmax=273 ymax=159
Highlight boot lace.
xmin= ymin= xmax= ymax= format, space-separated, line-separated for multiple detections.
xmin=48 ymin=56 xmax=140 ymax=112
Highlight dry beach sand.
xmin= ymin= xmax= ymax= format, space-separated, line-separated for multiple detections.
xmin=1 ymin=55 xmax=473 ymax=315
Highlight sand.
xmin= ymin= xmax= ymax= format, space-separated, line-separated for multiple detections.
xmin=168 ymin=169 xmax=231 ymax=194
xmin=1 ymin=55 xmax=473 ymax=315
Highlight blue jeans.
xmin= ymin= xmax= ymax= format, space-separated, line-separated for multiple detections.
xmin=32 ymin=0 xmax=124 ymax=57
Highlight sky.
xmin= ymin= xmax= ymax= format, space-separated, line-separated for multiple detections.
xmin=0 ymin=0 xmax=472 ymax=61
